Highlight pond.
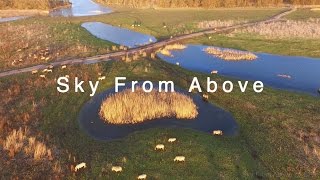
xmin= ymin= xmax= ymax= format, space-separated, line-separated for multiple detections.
xmin=50 ymin=0 xmax=112 ymax=17
xmin=81 ymin=22 xmax=157 ymax=48
xmin=78 ymin=83 xmax=238 ymax=141
xmin=158 ymin=45 xmax=320 ymax=96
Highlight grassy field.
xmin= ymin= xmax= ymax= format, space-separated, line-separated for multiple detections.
xmin=186 ymin=33 xmax=320 ymax=58
xmin=285 ymin=8 xmax=320 ymax=20
xmin=0 ymin=58 xmax=319 ymax=178
xmin=0 ymin=7 xmax=284 ymax=71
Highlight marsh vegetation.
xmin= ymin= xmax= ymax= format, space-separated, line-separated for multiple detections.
xmin=99 ymin=87 xmax=198 ymax=124
xmin=205 ymin=47 xmax=257 ymax=61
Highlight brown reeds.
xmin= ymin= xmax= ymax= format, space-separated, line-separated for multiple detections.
xmin=99 ymin=87 xmax=198 ymax=124
xmin=205 ymin=47 xmax=257 ymax=61
xmin=158 ymin=44 xmax=187 ymax=57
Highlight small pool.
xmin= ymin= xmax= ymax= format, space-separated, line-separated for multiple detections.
xmin=81 ymin=22 xmax=157 ymax=48
xmin=50 ymin=0 xmax=112 ymax=17
xmin=158 ymin=45 xmax=320 ymax=96
xmin=78 ymin=83 xmax=238 ymax=141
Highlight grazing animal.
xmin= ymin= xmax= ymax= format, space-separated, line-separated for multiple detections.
xmin=39 ymin=74 xmax=46 ymax=78
xmin=155 ymin=144 xmax=165 ymax=150
xmin=202 ymin=94 xmax=209 ymax=101
xmin=61 ymin=65 xmax=67 ymax=69
xmin=168 ymin=138 xmax=176 ymax=143
xmin=211 ymin=70 xmax=218 ymax=74
xmin=174 ymin=156 xmax=185 ymax=162
xmin=137 ymin=174 xmax=147 ymax=180
xmin=31 ymin=70 xmax=38 ymax=74
xmin=176 ymin=62 xmax=180 ymax=66
xmin=65 ymin=75 xmax=70 ymax=78
xmin=46 ymin=69 xmax=52 ymax=73
xmin=111 ymin=166 xmax=123 ymax=172
xmin=48 ymin=65 xmax=54 ymax=69
xmin=98 ymin=76 xmax=106 ymax=80
xmin=42 ymin=69 xmax=48 ymax=73
xmin=75 ymin=162 xmax=86 ymax=172
xmin=212 ymin=130 xmax=223 ymax=135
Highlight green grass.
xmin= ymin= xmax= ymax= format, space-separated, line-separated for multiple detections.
xmin=186 ymin=33 xmax=320 ymax=58
xmin=285 ymin=8 xmax=320 ymax=20
xmin=1 ymin=58 xmax=319 ymax=178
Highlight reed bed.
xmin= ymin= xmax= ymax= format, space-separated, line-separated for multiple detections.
xmin=205 ymin=47 xmax=257 ymax=61
xmin=99 ymin=87 xmax=198 ymax=124
xmin=0 ymin=0 xmax=70 ymax=10
xmin=158 ymin=44 xmax=187 ymax=57
xmin=239 ymin=18 xmax=320 ymax=39
xmin=197 ymin=20 xmax=246 ymax=29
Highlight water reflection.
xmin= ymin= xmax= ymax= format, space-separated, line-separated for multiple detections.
xmin=82 ymin=22 xmax=157 ymax=47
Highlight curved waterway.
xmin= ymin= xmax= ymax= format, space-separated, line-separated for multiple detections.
xmin=50 ymin=0 xmax=112 ymax=17
xmin=81 ymin=22 xmax=157 ymax=47
xmin=78 ymin=83 xmax=238 ymax=141
xmin=159 ymin=45 xmax=320 ymax=96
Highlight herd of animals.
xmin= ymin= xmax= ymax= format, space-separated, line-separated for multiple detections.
xmin=73 ymin=133 xmax=222 ymax=179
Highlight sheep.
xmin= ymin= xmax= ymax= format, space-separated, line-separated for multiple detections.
xmin=111 ymin=166 xmax=123 ymax=173
xmin=31 ymin=70 xmax=38 ymax=74
xmin=211 ymin=70 xmax=218 ymax=74
xmin=98 ymin=76 xmax=106 ymax=80
xmin=61 ymin=65 xmax=67 ymax=69
xmin=176 ymin=62 xmax=180 ymax=66
xmin=155 ymin=144 xmax=165 ymax=151
xmin=212 ymin=130 xmax=223 ymax=135
xmin=137 ymin=174 xmax=147 ymax=180
xmin=174 ymin=156 xmax=185 ymax=162
xmin=202 ymin=94 xmax=209 ymax=101
xmin=39 ymin=74 xmax=46 ymax=78
xmin=46 ymin=69 xmax=52 ymax=73
xmin=168 ymin=138 xmax=176 ymax=143
xmin=42 ymin=69 xmax=48 ymax=73
xmin=75 ymin=162 xmax=86 ymax=172
xmin=48 ymin=65 xmax=54 ymax=69
xmin=65 ymin=75 xmax=70 ymax=78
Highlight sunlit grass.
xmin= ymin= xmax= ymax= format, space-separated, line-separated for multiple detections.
xmin=99 ymin=87 xmax=198 ymax=124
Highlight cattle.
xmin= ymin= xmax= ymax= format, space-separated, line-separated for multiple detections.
xmin=111 ymin=166 xmax=123 ymax=173
xmin=137 ymin=174 xmax=147 ymax=180
xmin=174 ymin=156 xmax=185 ymax=162
xmin=155 ymin=144 xmax=165 ymax=150
xmin=75 ymin=162 xmax=86 ymax=172
xmin=212 ymin=130 xmax=223 ymax=135
xmin=168 ymin=138 xmax=176 ymax=143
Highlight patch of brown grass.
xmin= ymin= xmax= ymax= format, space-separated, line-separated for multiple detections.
xmin=99 ymin=87 xmax=198 ymax=124
xmin=0 ymin=0 xmax=70 ymax=10
xmin=205 ymin=47 xmax=257 ymax=61
xmin=158 ymin=44 xmax=187 ymax=57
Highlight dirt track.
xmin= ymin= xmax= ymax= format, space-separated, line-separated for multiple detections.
xmin=0 ymin=7 xmax=295 ymax=78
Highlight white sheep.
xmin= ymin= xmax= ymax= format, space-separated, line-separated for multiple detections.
xmin=42 ymin=69 xmax=48 ymax=73
xmin=212 ymin=130 xmax=223 ymax=135
xmin=31 ymin=70 xmax=38 ymax=74
xmin=65 ymin=75 xmax=70 ymax=78
xmin=39 ymin=74 xmax=46 ymax=78
xmin=155 ymin=144 xmax=165 ymax=150
xmin=202 ymin=94 xmax=209 ymax=101
xmin=211 ymin=70 xmax=218 ymax=74
xmin=174 ymin=156 xmax=185 ymax=162
xmin=137 ymin=174 xmax=147 ymax=179
xmin=46 ymin=69 xmax=52 ymax=73
xmin=168 ymin=138 xmax=176 ymax=143
xmin=61 ymin=65 xmax=67 ymax=69
xmin=111 ymin=166 xmax=123 ymax=173
xmin=75 ymin=162 xmax=86 ymax=172
xmin=176 ymin=62 xmax=180 ymax=66
xmin=98 ymin=76 xmax=106 ymax=80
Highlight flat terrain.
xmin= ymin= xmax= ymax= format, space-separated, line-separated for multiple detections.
xmin=285 ymin=8 xmax=320 ymax=20
xmin=0 ymin=59 xmax=319 ymax=178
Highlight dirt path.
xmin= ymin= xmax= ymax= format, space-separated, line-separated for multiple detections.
xmin=0 ymin=7 xmax=296 ymax=78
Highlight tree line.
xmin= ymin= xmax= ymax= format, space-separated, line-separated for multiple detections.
xmin=101 ymin=0 xmax=320 ymax=8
